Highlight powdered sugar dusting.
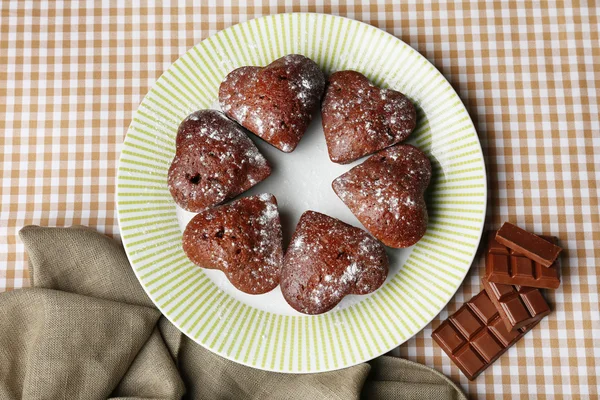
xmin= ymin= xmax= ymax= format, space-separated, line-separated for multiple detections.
xmin=233 ymin=104 xmax=249 ymax=123
xmin=321 ymin=71 xmax=416 ymax=164
xmin=167 ymin=110 xmax=270 ymax=212
xmin=339 ymin=262 xmax=360 ymax=285
xmin=258 ymin=196 xmax=278 ymax=225
xmin=182 ymin=194 xmax=283 ymax=295
xmin=281 ymin=211 xmax=388 ymax=314
xmin=219 ymin=54 xmax=325 ymax=153
xmin=332 ymin=144 xmax=432 ymax=248
xmin=291 ymin=234 xmax=304 ymax=250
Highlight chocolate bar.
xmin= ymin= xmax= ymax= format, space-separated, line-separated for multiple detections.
xmin=485 ymin=233 xmax=560 ymax=289
xmin=495 ymin=222 xmax=562 ymax=267
xmin=481 ymin=277 xmax=551 ymax=331
xmin=432 ymin=290 xmax=542 ymax=380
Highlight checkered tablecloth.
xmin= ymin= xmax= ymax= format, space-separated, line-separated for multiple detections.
xmin=1 ymin=1 xmax=598 ymax=398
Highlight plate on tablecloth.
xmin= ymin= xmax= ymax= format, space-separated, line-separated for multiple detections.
xmin=117 ymin=13 xmax=486 ymax=373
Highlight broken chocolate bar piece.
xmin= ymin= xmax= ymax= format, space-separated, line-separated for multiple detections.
xmin=485 ymin=233 xmax=561 ymax=289
xmin=482 ymin=277 xmax=551 ymax=331
xmin=495 ymin=222 xmax=562 ymax=267
xmin=432 ymin=290 xmax=544 ymax=380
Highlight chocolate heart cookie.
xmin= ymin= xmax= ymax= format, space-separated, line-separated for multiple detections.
xmin=167 ymin=110 xmax=271 ymax=212
xmin=281 ymin=211 xmax=388 ymax=315
xmin=219 ymin=54 xmax=325 ymax=153
xmin=321 ymin=70 xmax=416 ymax=164
xmin=332 ymin=144 xmax=431 ymax=248
xmin=182 ymin=194 xmax=283 ymax=295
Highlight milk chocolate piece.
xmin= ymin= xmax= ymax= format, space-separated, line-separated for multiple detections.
xmin=485 ymin=233 xmax=561 ymax=289
xmin=432 ymin=290 xmax=543 ymax=380
xmin=481 ymin=277 xmax=551 ymax=331
xmin=495 ymin=222 xmax=562 ymax=267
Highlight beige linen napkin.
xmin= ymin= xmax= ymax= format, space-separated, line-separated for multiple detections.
xmin=0 ymin=226 xmax=466 ymax=400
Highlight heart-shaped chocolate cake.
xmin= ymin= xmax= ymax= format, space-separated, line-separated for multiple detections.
xmin=167 ymin=110 xmax=271 ymax=212
xmin=332 ymin=144 xmax=431 ymax=248
xmin=281 ymin=211 xmax=389 ymax=315
xmin=182 ymin=193 xmax=283 ymax=295
xmin=219 ymin=54 xmax=325 ymax=153
xmin=322 ymin=70 xmax=416 ymax=164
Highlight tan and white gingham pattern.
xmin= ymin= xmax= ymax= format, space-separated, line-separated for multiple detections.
xmin=1 ymin=1 xmax=598 ymax=398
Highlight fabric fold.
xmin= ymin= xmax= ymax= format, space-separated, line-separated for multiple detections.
xmin=0 ymin=226 xmax=466 ymax=400
xmin=0 ymin=289 xmax=161 ymax=399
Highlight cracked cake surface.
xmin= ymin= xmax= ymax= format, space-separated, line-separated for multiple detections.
xmin=219 ymin=54 xmax=325 ymax=153
xmin=168 ymin=109 xmax=271 ymax=212
xmin=281 ymin=211 xmax=389 ymax=314
xmin=333 ymin=144 xmax=431 ymax=248
xmin=182 ymin=193 xmax=283 ymax=295
xmin=322 ymin=70 xmax=416 ymax=164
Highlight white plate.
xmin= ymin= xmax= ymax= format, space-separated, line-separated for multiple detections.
xmin=117 ymin=13 xmax=486 ymax=373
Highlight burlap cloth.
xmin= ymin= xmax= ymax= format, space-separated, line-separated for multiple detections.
xmin=0 ymin=226 xmax=466 ymax=400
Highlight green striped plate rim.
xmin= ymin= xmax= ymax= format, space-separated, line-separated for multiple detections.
xmin=116 ymin=13 xmax=486 ymax=373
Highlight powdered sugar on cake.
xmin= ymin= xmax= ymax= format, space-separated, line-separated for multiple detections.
xmin=321 ymin=71 xmax=416 ymax=164
xmin=219 ymin=54 xmax=325 ymax=153
xmin=167 ymin=109 xmax=271 ymax=212
xmin=332 ymin=144 xmax=432 ymax=248
xmin=182 ymin=194 xmax=283 ymax=295
xmin=280 ymin=211 xmax=389 ymax=314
